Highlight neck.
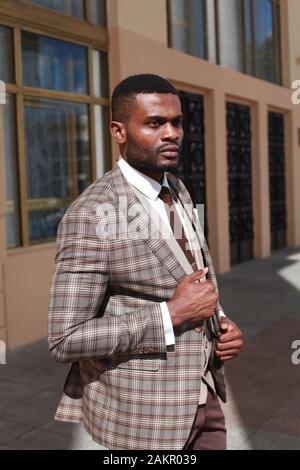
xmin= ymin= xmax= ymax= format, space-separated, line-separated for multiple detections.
xmin=139 ymin=169 xmax=163 ymax=183
xmin=121 ymin=157 xmax=163 ymax=183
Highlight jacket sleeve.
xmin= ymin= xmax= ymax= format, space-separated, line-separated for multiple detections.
xmin=48 ymin=205 xmax=166 ymax=364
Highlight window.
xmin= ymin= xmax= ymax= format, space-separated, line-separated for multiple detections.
xmin=167 ymin=0 xmax=282 ymax=84
xmin=24 ymin=98 xmax=90 ymax=242
xmin=30 ymin=0 xmax=85 ymax=19
xmin=2 ymin=95 xmax=21 ymax=248
xmin=93 ymin=50 xmax=109 ymax=97
xmin=244 ymin=0 xmax=254 ymax=75
xmin=168 ymin=0 xmax=207 ymax=59
xmin=217 ymin=0 xmax=244 ymax=72
xmin=22 ymin=31 xmax=88 ymax=94
xmin=217 ymin=0 xmax=282 ymax=83
xmin=90 ymin=0 xmax=107 ymax=26
xmin=253 ymin=0 xmax=280 ymax=83
xmin=0 ymin=25 xmax=14 ymax=83
xmin=29 ymin=0 xmax=107 ymax=25
xmin=1 ymin=21 xmax=109 ymax=247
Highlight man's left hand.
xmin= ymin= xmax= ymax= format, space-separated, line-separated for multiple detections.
xmin=215 ymin=318 xmax=243 ymax=362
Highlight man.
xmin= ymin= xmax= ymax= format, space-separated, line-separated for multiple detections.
xmin=48 ymin=74 xmax=243 ymax=450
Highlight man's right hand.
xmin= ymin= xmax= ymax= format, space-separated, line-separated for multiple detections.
xmin=166 ymin=268 xmax=219 ymax=327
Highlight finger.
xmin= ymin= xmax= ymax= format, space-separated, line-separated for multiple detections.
xmin=215 ymin=346 xmax=239 ymax=356
xmin=188 ymin=267 xmax=209 ymax=283
xmin=218 ymin=331 xmax=242 ymax=343
xmin=216 ymin=338 xmax=242 ymax=350
xmin=216 ymin=340 xmax=242 ymax=351
xmin=218 ymin=355 xmax=236 ymax=362
xmin=219 ymin=318 xmax=229 ymax=332
xmin=216 ymin=351 xmax=238 ymax=361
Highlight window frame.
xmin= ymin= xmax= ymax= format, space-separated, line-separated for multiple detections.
xmin=0 ymin=1 xmax=110 ymax=248
xmin=167 ymin=0 xmax=282 ymax=85
xmin=167 ymin=0 xmax=208 ymax=60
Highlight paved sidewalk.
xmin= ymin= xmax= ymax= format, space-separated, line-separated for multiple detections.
xmin=219 ymin=246 xmax=300 ymax=449
xmin=0 ymin=246 xmax=299 ymax=450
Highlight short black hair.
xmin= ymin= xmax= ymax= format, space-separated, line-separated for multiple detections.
xmin=111 ymin=74 xmax=179 ymax=123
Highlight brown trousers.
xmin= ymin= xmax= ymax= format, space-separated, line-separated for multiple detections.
xmin=182 ymin=390 xmax=226 ymax=450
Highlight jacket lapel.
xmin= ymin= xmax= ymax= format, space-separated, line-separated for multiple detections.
xmin=107 ymin=165 xmax=189 ymax=283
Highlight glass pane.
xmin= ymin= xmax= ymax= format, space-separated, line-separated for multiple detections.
xmin=22 ymin=31 xmax=88 ymax=94
xmin=23 ymin=97 xmax=91 ymax=243
xmin=272 ymin=1 xmax=282 ymax=85
xmin=253 ymin=0 xmax=275 ymax=82
xmin=94 ymin=105 xmax=110 ymax=177
xmin=169 ymin=0 xmax=206 ymax=59
xmin=93 ymin=50 xmax=109 ymax=97
xmin=30 ymin=0 xmax=85 ymax=18
xmin=205 ymin=0 xmax=217 ymax=63
xmin=244 ymin=0 xmax=254 ymax=75
xmin=0 ymin=25 xmax=14 ymax=83
xmin=218 ymin=0 xmax=244 ymax=72
xmin=90 ymin=0 xmax=107 ymax=26
xmin=2 ymin=95 xmax=21 ymax=247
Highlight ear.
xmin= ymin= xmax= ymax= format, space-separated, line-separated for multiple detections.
xmin=110 ymin=121 xmax=127 ymax=144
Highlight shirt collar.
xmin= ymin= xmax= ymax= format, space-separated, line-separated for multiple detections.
xmin=118 ymin=156 xmax=169 ymax=201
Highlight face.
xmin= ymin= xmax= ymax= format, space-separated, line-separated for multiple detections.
xmin=110 ymin=93 xmax=184 ymax=181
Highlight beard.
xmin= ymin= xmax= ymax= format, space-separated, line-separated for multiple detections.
xmin=124 ymin=132 xmax=182 ymax=174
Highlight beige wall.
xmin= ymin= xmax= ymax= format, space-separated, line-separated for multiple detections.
xmin=107 ymin=0 xmax=168 ymax=45
xmin=5 ymin=245 xmax=56 ymax=349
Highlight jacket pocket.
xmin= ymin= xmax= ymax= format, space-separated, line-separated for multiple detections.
xmin=117 ymin=358 xmax=160 ymax=371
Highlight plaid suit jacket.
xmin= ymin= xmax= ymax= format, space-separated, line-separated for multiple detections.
xmin=48 ymin=163 xmax=226 ymax=450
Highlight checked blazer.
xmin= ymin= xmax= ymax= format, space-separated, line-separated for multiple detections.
xmin=48 ymin=163 xmax=226 ymax=450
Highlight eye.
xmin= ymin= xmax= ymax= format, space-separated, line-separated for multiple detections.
xmin=149 ymin=120 xmax=160 ymax=128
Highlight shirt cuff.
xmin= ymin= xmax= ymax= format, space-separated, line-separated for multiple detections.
xmin=217 ymin=305 xmax=226 ymax=318
xmin=160 ymin=302 xmax=175 ymax=346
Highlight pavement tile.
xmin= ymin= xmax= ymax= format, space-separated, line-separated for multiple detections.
xmin=275 ymin=398 xmax=300 ymax=418
xmin=38 ymin=420 xmax=91 ymax=439
xmin=238 ymin=430 xmax=300 ymax=450
xmin=261 ymin=415 xmax=300 ymax=437
xmin=0 ymin=420 xmax=32 ymax=445
xmin=0 ymin=403 xmax=53 ymax=427
xmin=10 ymin=428 xmax=75 ymax=450
xmin=226 ymin=425 xmax=256 ymax=450
xmin=0 ymin=381 xmax=37 ymax=405
xmin=21 ymin=389 xmax=62 ymax=411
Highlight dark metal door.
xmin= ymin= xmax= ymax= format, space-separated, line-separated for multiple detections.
xmin=268 ymin=111 xmax=286 ymax=250
xmin=227 ymin=102 xmax=254 ymax=265
xmin=178 ymin=91 xmax=207 ymax=237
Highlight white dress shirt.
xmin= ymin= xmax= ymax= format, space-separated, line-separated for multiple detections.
xmin=118 ymin=156 xmax=223 ymax=405
xmin=118 ymin=156 xmax=198 ymax=346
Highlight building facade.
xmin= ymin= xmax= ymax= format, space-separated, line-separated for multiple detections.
xmin=0 ymin=0 xmax=299 ymax=349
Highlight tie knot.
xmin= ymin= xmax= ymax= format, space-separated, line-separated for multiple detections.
xmin=158 ymin=186 xmax=173 ymax=206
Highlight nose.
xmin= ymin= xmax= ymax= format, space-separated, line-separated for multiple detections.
xmin=161 ymin=122 xmax=181 ymax=142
